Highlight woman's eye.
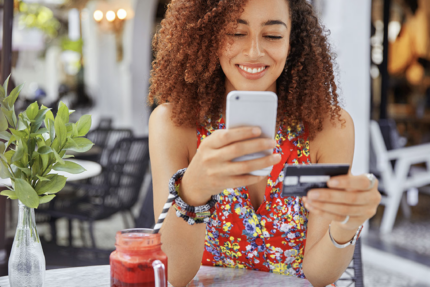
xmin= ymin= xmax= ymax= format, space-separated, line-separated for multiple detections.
xmin=265 ymin=36 xmax=283 ymax=40
xmin=234 ymin=33 xmax=246 ymax=37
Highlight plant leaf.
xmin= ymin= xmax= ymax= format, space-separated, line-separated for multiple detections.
xmin=44 ymin=109 xmax=55 ymax=129
xmin=11 ymin=140 xmax=26 ymax=163
xmin=15 ymin=178 xmax=39 ymax=208
xmin=2 ymin=75 xmax=10 ymax=98
xmin=40 ymin=153 xmax=49 ymax=172
xmin=4 ymin=150 xmax=14 ymax=164
xmin=38 ymin=146 xmax=53 ymax=155
xmin=52 ymin=149 xmax=64 ymax=165
xmin=36 ymin=175 xmax=50 ymax=182
xmin=4 ymin=84 xmax=24 ymax=109
xmin=32 ymin=108 xmax=50 ymax=133
xmin=0 ymin=131 xmax=11 ymax=141
xmin=9 ymin=129 xmax=27 ymax=140
xmin=0 ymin=142 xmax=5 ymax=154
xmin=39 ymin=194 xmax=55 ymax=204
xmin=63 ymin=138 xmax=94 ymax=153
xmin=48 ymin=118 xmax=55 ymax=142
xmin=0 ymin=159 xmax=11 ymax=179
xmin=31 ymin=128 xmax=48 ymax=136
xmin=35 ymin=174 xmax=67 ymax=195
xmin=5 ymin=135 xmax=16 ymax=150
xmin=54 ymin=116 xmax=67 ymax=146
xmin=56 ymin=102 xmax=69 ymax=124
xmin=0 ymin=109 xmax=8 ymax=132
xmin=26 ymin=101 xmax=39 ymax=120
xmin=2 ymin=107 xmax=14 ymax=128
xmin=52 ymin=161 xmax=86 ymax=174
xmin=76 ymin=115 xmax=92 ymax=137
xmin=0 ymin=190 xmax=18 ymax=200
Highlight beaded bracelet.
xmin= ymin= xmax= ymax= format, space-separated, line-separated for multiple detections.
xmin=169 ymin=168 xmax=218 ymax=225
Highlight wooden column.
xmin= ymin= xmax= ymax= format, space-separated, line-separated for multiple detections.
xmin=379 ymin=0 xmax=391 ymax=119
xmin=0 ymin=0 xmax=14 ymax=277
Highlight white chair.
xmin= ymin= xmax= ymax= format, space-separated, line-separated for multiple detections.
xmin=370 ymin=120 xmax=430 ymax=233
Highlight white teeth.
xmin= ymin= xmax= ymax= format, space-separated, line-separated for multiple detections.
xmin=238 ymin=65 xmax=266 ymax=74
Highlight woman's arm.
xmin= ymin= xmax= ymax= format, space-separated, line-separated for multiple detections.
xmin=302 ymin=109 xmax=380 ymax=286
xmin=150 ymin=103 xmax=279 ymax=286
xmin=150 ymin=104 xmax=207 ymax=287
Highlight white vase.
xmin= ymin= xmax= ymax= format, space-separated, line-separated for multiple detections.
xmin=8 ymin=201 xmax=45 ymax=287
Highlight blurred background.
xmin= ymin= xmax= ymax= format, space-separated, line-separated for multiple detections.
xmin=0 ymin=0 xmax=429 ymax=286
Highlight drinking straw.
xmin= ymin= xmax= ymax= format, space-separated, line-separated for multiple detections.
xmin=153 ymin=193 xmax=175 ymax=234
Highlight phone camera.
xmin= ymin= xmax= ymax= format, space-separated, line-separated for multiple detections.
xmin=236 ymin=96 xmax=240 ymax=100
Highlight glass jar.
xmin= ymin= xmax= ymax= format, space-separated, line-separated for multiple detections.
xmin=110 ymin=228 xmax=168 ymax=287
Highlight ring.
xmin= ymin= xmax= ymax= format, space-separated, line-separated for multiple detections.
xmin=365 ymin=173 xmax=376 ymax=190
xmin=340 ymin=215 xmax=349 ymax=225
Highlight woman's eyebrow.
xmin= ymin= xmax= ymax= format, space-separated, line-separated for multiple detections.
xmin=263 ymin=20 xmax=287 ymax=28
xmin=237 ymin=19 xmax=287 ymax=28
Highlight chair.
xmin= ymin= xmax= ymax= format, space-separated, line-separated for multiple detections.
xmin=135 ymin=177 xmax=155 ymax=229
xmin=37 ymin=137 xmax=150 ymax=248
xmin=335 ymin=238 xmax=364 ymax=287
xmin=370 ymin=120 xmax=430 ymax=233
xmin=77 ymin=128 xmax=133 ymax=164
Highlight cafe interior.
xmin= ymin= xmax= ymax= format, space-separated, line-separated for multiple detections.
xmin=0 ymin=0 xmax=430 ymax=286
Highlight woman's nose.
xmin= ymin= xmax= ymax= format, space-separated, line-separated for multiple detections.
xmin=244 ymin=37 xmax=264 ymax=59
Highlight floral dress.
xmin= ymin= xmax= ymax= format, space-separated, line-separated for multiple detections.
xmin=197 ymin=115 xmax=311 ymax=278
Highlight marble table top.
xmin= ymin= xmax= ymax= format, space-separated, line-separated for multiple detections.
xmin=0 ymin=265 xmax=313 ymax=287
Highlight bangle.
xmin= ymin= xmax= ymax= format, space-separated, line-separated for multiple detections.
xmin=328 ymin=224 xmax=363 ymax=249
xmin=169 ymin=168 xmax=218 ymax=225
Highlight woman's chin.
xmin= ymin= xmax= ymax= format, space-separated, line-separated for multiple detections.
xmin=231 ymin=83 xmax=274 ymax=92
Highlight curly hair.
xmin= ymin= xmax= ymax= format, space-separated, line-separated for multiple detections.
xmin=148 ymin=0 xmax=343 ymax=140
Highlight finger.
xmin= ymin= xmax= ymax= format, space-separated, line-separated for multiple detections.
xmin=224 ymin=153 xmax=282 ymax=176
xmin=218 ymin=138 xmax=277 ymax=162
xmin=206 ymin=127 xmax=262 ymax=149
xmin=303 ymin=199 xmax=367 ymax=217
xmin=304 ymin=203 xmax=361 ymax=223
xmin=327 ymin=174 xmax=378 ymax=191
xmin=224 ymin=174 xmax=267 ymax=189
xmin=307 ymin=189 xmax=370 ymax=205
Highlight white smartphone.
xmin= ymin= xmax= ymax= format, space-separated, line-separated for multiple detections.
xmin=226 ymin=91 xmax=278 ymax=176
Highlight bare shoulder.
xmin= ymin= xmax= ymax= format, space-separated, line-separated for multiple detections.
xmin=309 ymin=108 xmax=355 ymax=164
xmin=149 ymin=103 xmax=197 ymax=164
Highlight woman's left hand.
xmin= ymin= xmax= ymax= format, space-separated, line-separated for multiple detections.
xmin=302 ymin=174 xmax=382 ymax=230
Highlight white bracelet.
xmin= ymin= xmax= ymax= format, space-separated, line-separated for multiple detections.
xmin=328 ymin=224 xmax=363 ymax=248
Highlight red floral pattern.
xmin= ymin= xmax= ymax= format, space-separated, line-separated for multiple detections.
xmin=197 ymin=115 xmax=311 ymax=278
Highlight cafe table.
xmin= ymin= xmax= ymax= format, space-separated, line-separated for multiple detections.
xmin=0 ymin=265 xmax=313 ymax=287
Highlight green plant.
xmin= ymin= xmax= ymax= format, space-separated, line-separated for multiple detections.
xmin=0 ymin=76 xmax=94 ymax=209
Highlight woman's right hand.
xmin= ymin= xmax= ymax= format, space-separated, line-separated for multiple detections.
xmin=180 ymin=126 xmax=281 ymax=206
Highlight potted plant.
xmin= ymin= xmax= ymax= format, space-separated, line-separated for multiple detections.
xmin=0 ymin=76 xmax=94 ymax=287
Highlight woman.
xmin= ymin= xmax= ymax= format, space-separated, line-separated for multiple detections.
xmin=148 ymin=0 xmax=381 ymax=286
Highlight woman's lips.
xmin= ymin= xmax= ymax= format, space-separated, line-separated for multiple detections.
xmin=236 ymin=64 xmax=269 ymax=80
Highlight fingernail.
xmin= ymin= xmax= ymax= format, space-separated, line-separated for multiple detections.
xmin=252 ymin=128 xmax=260 ymax=135
xmin=272 ymin=154 xmax=281 ymax=162
xmin=329 ymin=179 xmax=339 ymax=187
xmin=308 ymin=191 xmax=319 ymax=199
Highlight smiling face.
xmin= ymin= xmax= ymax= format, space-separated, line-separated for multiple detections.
xmin=219 ymin=0 xmax=291 ymax=94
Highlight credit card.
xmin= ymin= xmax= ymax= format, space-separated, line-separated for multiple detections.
xmin=281 ymin=164 xmax=350 ymax=197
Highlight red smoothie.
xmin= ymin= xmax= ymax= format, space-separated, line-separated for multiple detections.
xmin=110 ymin=229 xmax=168 ymax=287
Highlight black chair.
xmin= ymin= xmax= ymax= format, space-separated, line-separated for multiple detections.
xmin=335 ymin=238 xmax=364 ymax=287
xmin=37 ymin=137 xmax=150 ymax=248
xmin=76 ymin=128 xmax=133 ymax=164
xmin=135 ymin=178 xmax=155 ymax=229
